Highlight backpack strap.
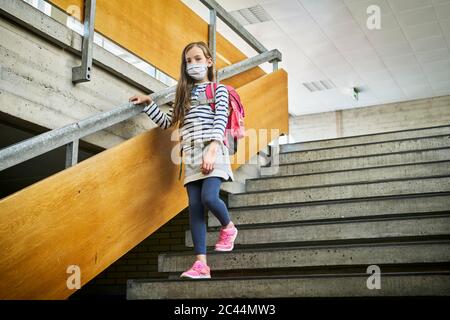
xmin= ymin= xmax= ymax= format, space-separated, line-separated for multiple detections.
xmin=205 ymin=82 xmax=218 ymax=111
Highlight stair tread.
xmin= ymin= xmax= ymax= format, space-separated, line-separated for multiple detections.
xmin=158 ymin=241 xmax=450 ymax=273
xmin=210 ymin=193 xmax=450 ymax=229
xmin=130 ymin=270 xmax=450 ymax=282
xmin=127 ymin=272 xmax=450 ymax=299
xmin=280 ymin=134 xmax=450 ymax=154
xmin=235 ymin=175 xmax=450 ymax=196
xmin=264 ymin=148 xmax=450 ymax=178
xmin=280 ymin=124 xmax=450 ymax=150
xmin=275 ymin=146 xmax=450 ymax=167
xmin=161 ymin=239 xmax=450 ymax=257
xmin=248 ymin=160 xmax=450 ymax=182
xmin=186 ymin=214 xmax=450 ymax=247
xmin=229 ymin=177 xmax=450 ymax=208
xmin=223 ymin=192 xmax=450 ymax=211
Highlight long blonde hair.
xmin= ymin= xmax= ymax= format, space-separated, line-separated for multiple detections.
xmin=170 ymin=41 xmax=216 ymax=129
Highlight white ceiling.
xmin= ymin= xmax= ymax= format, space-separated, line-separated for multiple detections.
xmin=182 ymin=0 xmax=450 ymax=116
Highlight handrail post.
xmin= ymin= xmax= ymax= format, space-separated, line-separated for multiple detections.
xmin=65 ymin=140 xmax=79 ymax=168
xmin=72 ymin=0 xmax=96 ymax=83
xmin=208 ymin=8 xmax=217 ymax=66
xmin=271 ymin=60 xmax=278 ymax=72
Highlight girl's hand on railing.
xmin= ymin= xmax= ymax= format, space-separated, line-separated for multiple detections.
xmin=129 ymin=94 xmax=152 ymax=106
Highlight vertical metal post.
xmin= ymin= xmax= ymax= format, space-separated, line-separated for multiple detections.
xmin=272 ymin=60 xmax=278 ymax=72
xmin=208 ymin=8 xmax=217 ymax=80
xmin=65 ymin=140 xmax=79 ymax=168
xmin=72 ymin=0 xmax=96 ymax=83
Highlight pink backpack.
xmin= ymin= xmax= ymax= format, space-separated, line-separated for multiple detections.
xmin=205 ymin=83 xmax=245 ymax=154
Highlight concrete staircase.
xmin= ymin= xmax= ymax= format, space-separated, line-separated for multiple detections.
xmin=127 ymin=125 xmax=450 ymax=299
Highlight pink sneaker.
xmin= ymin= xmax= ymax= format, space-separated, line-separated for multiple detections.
xmin=215 ymin=225 xmax=238 ymax=251
xmin=180 ymin=260 xmax=211 ymax=279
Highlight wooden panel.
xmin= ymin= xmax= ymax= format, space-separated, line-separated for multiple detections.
xmin=230 ymin=69 xmax=289 ymax=170
xmin=0 ymin=128 xmax=187 ymax=299
xmin=48 ymin=0 xmax=266 ymax=88
xmin=0 ymin=70 xmax=288 ymax=299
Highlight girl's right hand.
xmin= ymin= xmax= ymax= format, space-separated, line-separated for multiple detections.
xmin=129 ymin=94 xmax=152 ymax=106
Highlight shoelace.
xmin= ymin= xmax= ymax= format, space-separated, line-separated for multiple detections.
xmin=218 ymin=229 xmax=235 ymax=243
xmin=192 ymin=262 xmax=205 ymax=271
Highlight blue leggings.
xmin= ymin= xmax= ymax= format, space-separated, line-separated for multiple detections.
xmin=186 ymin=177 xmax=231 ymax=255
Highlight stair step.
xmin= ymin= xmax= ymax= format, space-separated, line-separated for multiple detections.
xmin=187 ymin=214 xmax=450 ymax=247
xmin=280 ymin=125 xmax=450 ymax=153
xmin=247 ymin=161 xmax=450 ymax=192
xmin=268 ymin=148 xmax=450 ymax=177
xmin=159 ymin=241 xmax=450 ymax=273
xmin=127 ymin=272 xmax=450 ymax=299
xmin=208 ymin=194 xmax=450 ymax=227
xmin=278 ymin=136 xmax=450 ymax=165
xmin=229 ymin=176 xmax=450 ymax=208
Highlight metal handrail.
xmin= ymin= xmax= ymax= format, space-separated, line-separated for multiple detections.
xmin=200 ymin=0 xmax=268 ymax=54
xmin=0 ymin=49 xmax=282 ymax=172
xmin=218 ymin=49 xmax=281 ymax=81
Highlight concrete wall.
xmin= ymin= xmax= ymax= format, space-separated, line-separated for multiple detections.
xmin=0 ymin=0 xmax=168 ymax=150
xmin=289 ymin=95 xmax=450 ymax=142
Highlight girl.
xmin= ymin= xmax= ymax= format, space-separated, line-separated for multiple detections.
xmin=129 ymin=41 xmax=238 ymax=279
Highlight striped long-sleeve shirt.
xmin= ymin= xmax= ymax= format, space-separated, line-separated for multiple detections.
xmin=142 ymin=82 xmax=229 ymax=152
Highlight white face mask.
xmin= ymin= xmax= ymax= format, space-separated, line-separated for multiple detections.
xmin=186 ymin=63 xmax=208 ymax=80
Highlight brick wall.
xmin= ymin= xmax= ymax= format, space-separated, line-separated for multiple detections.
xmin=71 ymin=207 xmax=192 ymax=298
